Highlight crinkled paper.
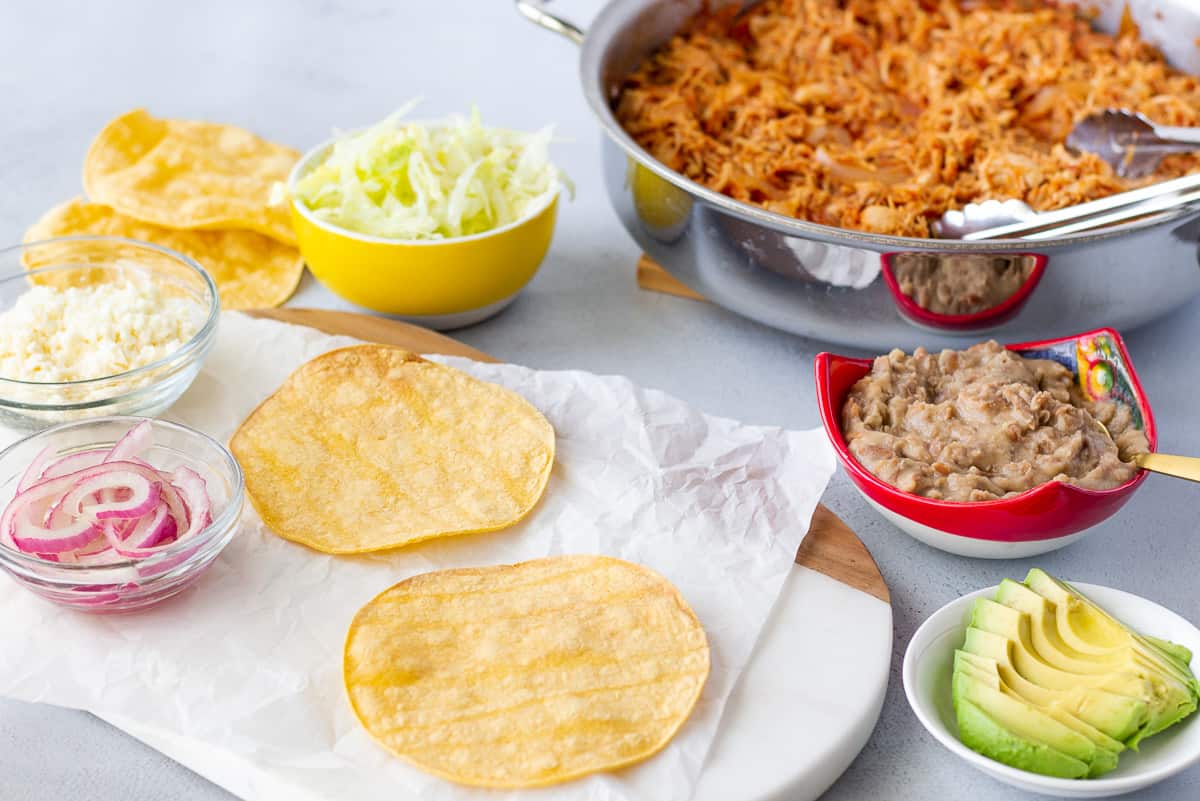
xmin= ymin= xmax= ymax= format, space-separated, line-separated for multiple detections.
xmin=0 ymin=313 xmax=835 ymax=801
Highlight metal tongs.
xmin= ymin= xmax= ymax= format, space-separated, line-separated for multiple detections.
xmin=934 ymin=172 xmax=1200 ymax=240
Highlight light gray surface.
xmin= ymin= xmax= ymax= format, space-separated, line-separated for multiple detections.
xmin=0 ymin=1 xmax=1196 ymax=799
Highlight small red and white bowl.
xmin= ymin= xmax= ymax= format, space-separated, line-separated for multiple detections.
xmin=880 ymin=252 xmax=1048 ymax=333
xmin=815 ymin=328 xmax=1156 ymax=559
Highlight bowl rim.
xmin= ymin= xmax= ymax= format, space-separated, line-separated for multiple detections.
xmin=0 ymin=236 xmax=220 ymax=389
xmin=286 ymin=125 xmax=562 ymax=247
xmin=902 ymin=580 xmax=1200 ymax=795
xmin=814 ymin=326 xmax=1157 ymax=524
xmin=879 ymin=252 xmax=1050 ymax=330
xmin=0 ymin=415 xmax=244 ymax=572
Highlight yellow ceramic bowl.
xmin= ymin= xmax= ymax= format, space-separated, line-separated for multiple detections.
xmin=288 ymin=138 xmax=559 ymax=329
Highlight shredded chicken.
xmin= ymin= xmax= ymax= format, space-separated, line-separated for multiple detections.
xmin=615 ymin=0 xmax=1200 ymax=237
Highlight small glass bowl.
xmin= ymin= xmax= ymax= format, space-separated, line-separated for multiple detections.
xmin=0 ymin=416 xmax=244 ymax=612
xmin=0 ymin=237 xmax=220 ymax=431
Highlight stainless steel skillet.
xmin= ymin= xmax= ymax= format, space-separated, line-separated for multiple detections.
xmin=517 ymin=0 xmax=1200 ymax=349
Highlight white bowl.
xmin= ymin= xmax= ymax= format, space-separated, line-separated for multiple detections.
xmin=903 ymin=582 xmax=1200 ymax=797
xmin=857 ymin=492 xmax=1089 ymax=559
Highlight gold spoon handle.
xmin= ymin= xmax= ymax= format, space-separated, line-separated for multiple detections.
xmin=1135 ymin=453 xmax=1200 ymax=483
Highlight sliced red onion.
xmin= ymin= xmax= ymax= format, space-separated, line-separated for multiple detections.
xmin=10 ymin=497 xmax=100 ymax=554
xmin=98 ymin=421 xmax=152 ymax=510
xmin=1 ymin=423 xmax=215 ymax=567
xmin=58 ymin=534 xmax=114 ymax=564
xmin=118 ymin=469 xmax=209 ymax=560
xmin=41 ymin=450 xmax=108 ymax=483
xmin=14 ymin=461 xmax=163 ymax=520
xmin=47 ymin=496 xmax=94 ymax=530
xmin=61 ymin=471 xmax=161 ymax=522
xmin=104 ymin=420 xmax=153 ymax=463
xmin=3 ymin=475 xmax=91 ymax=553
xmin=105 ymin=502 xmax=178 ymax=557
xmin=173 ymin=468 xmax=212 ymax=533
xmin=16 ymin=446 xmax=57 ymax=493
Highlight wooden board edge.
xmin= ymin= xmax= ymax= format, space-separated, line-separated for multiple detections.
xmin=244 ymin=308 xmax=499 ymax=363
xmin=637 ymin=255 xmax=708 ymax=302
xmin=637 ymin=255 xmax=706 ymax=301
xmin=800 ymin=506 xmax=889 ymax=604
xmin=247 ymin=306 xmax=890 ymax=604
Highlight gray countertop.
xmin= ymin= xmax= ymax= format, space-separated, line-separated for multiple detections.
xmin=1 ymin=1 xmax=1198 ymax=798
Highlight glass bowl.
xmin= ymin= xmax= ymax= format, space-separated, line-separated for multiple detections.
xmin=0 ymin=237 xmax=220 ymax=431
xmin=0 ymin=416 xmax=244 ymax=612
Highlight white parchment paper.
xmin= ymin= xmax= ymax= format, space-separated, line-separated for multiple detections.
xmin=0 ymin=313 xmax=835 ymax=801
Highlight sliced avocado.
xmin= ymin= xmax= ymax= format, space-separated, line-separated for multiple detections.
xmin=995 ymin=581 xmax=1129 ymax=673
xmin=962 ymin=625 xmax=1147 ymax=741
xmin=955 ymin=696 xmax=1089 ymax=779
xmin=1019 ymin=574 xmax=1130 ymax=657
xmin=971 ymin=596 xmax=1193 ymax=747
xmin=971 ymin=599 xmax=1125 ymax=690
xmin=1001 ymin=579 xmax=1192 ymax=685
xmin=953 ymin=570 xmax=1200 ymax=776
xmin=956 ymin=650 xmax=1001 ymax=688
xmin=1146 ymin=636 xmax=1194 ymax=670
xmin=972 ymin=599 xmax=1163 ymax=695
xmin=1024 ymin=569 xmax=1199 ymax=685
xmin=956 ymin=651 xmax=1122 ymax=777
xmin=1022 ymin=570 xmax=1200 ymax=748
xmin=952 ymin=669 xmax=1094 ymax=778
xmin=956 ymin=650 xmax=1126 ymax=753
xmin=1022 ymin=573 xmax=1200 ymax=690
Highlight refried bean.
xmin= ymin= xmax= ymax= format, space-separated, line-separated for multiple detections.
xmin=841 ymin=341 xmax=1149 ymax=501
xmin=892 ymin=256 xmax=1036 ymax=316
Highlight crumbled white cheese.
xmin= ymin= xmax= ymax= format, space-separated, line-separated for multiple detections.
xmin=0 ymin=278 xmax=203 ymax=383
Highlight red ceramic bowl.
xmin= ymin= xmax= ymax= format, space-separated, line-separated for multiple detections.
xmin=815 ymin=328 xmax=1157 ymax=558
xmin=880 ymin=253 xmax=1048 ymax=333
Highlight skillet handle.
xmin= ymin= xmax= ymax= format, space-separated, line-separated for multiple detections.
xmin=515 ymin=0 xmax=585 ymax=45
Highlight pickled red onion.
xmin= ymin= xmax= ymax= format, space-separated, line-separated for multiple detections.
xmin=1 ymin=424 xmax=213 ymax=564
xmin=61 ymin=470 xmax=161 ymax=521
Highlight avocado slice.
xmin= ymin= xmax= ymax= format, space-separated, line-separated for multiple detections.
xmin=955 ymin=695 xmax=1089 ymax=779
xmin=956 ymin=650 xmax=1128 ymax=755
xmin=979 ymin=588 xmax=1195 ymax=748
xmin=962 ymin=625 xmax=1147 ymax=741
xmin=1146 ymin=636 xmax=1194 ymax=670
xmin=970 ymin=599 xmax=1151 ymax=693
xmin=1025 ymin=570 xmax=1198 ymax=680
xmin=999 ymin=579 xmax=1191 ymax=684
xmin=1021 ymin=569 xmax=1200 ymax=748
xmin=956 ymin=651 xmax=1122 ymax=777
xmin=952 ymin=668 xmax=1093 ymax=778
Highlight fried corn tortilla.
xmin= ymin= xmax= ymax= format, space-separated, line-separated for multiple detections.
xmin=83 ymin=109 xmax=298 ymax=245
xmin=25 ymin=198 xmax=303 ymax=309
xmin=231 ymin=345 xmax=555 ymax=553
xmin=343 ymin=555 xmax=710 ymax=787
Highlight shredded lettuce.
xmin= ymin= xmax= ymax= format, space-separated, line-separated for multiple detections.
xmin=292 ymin=105 xmax=568 ymax=240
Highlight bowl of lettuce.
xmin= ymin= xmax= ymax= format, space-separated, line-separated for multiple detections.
xmin=285 ymin=107 xmax=567 ymax=328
